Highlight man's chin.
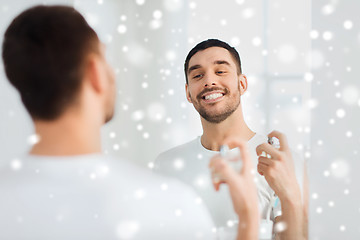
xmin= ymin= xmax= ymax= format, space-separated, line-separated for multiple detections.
xmin=198 ymin=105 xmax=239 ymax=124
xmin=199 ymin=111 xmax=231 ymax=124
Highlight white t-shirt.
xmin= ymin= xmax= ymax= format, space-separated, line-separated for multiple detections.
xmin=155 ymin=133 xmax=302 ymax=239
xmin=0 ymin=154 xmax=215 ymax=240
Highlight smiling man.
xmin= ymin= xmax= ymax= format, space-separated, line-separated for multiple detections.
xmin=155 ymin=39 xmax=305 ymax=239
xmin=185 ymin=46 xmax=244 ymax=125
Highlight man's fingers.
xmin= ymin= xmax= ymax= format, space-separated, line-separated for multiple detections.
xmin=209 ymin=155 xmax=231 ymax=174
xmin=209 ymin=155 xmax=238 ymax=188
xmin=209 ymin=155 xmax=225 ymax=170
xmin=212 ymin=181 xmax=226 ymax=191
xmin=257 ymin=162 xmax=269 ymax=175
xmin=212 ymin=180 xmax=220 ymax=191
xmin=268 ymin=130 xmax=289 ymax=151
xmin=258 ymin=156 xmax=271 ymax=166
xmin=222 ymin=138 xmax=252 ymax=172
xmin=256 ymin=143 xmax=281 ymax=159
xmin=257 ymin=164 xmax=263 ymax=176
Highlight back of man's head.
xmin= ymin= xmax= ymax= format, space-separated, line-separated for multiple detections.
xmin=2 ymin=5 xmax=99 ymax=120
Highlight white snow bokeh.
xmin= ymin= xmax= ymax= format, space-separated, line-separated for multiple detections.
xmin=135 ymin=0 xmax=146 ymax=5
xmin=27 ymin=134 xmax=40 ymax=145
xmin=307 ymin=50 xmax=325 ymax=69
xmin=343 ymin=20 xmax=353 ymax=30
xmin=330 ymin=159 xmax=350 ymax=179
xmin=10 ymin=158 xmax=22 ymax=171
xmin=341 ymin=86 xmax=359 ymax=105
xmin=117 ymin=24 xmax=127 ymax=34
xmin=147 ymin=102 xmax=166 ymax=122
xmin=125 ymin=43 xmax=153 ymax=67
xmin=173 ymin=158 xmax=185 ymax=170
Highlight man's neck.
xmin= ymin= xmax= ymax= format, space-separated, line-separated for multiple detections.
xmin=200 ymin=107 xmax=255 ymax=151
xmin=30 ymin=112 xmax=102 ymax=156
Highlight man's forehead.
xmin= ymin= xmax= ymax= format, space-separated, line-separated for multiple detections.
xmin=189 ymin=47 xmax=234 ymax=67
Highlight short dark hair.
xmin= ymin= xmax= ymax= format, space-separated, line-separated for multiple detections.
xmin=184 ymin=39 xmax=242 ymax=84
xmin=2 ymin=5 xmax=99 ymax=120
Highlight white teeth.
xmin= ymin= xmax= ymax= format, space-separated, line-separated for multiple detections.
xmin=205 ymin=93 xmax=223 ymax=100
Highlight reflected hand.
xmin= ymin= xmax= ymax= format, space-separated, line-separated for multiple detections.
xmin=256 ymin=130 xmax=300 ymax=201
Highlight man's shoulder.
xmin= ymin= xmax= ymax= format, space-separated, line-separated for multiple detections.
xmin=0 ymin=155 xmax=215 ymax=239
xmin=0 ymin=154 xmax=148 ymax=184
xmin=0 ymin=153 xmax=199 ymax=199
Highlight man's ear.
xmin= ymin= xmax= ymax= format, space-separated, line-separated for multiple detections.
xmin=84 ymin=54 xmax=105 ymax=94
xmin=238 ymin=74 xmax=248 ymax=95
xmin=185 ymin=83 xmax=192 ymax=103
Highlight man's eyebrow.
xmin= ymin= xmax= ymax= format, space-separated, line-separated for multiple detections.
xmin=214 ymin=60 xmax=231 ymax=66
xmin=188 ymin=60 xmax=230 ymax=74
xmin=188 ymin=64 xmax=201 ymax=74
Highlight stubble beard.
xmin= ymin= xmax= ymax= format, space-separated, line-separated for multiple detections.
xmin=191 ymin=82 xmax=241 ymax=124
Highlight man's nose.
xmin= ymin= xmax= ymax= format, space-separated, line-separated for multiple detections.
xmin=204 ymin=75 xmax=216 ymax=87
xmin=204 ymin=82 xmax=216 ymax=87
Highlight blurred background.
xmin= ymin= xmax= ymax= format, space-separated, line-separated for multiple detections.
xmin=310 ymin=0 xmax=360 ymax=239
xmin=0 ymin=0 xmax=358 ymax=239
